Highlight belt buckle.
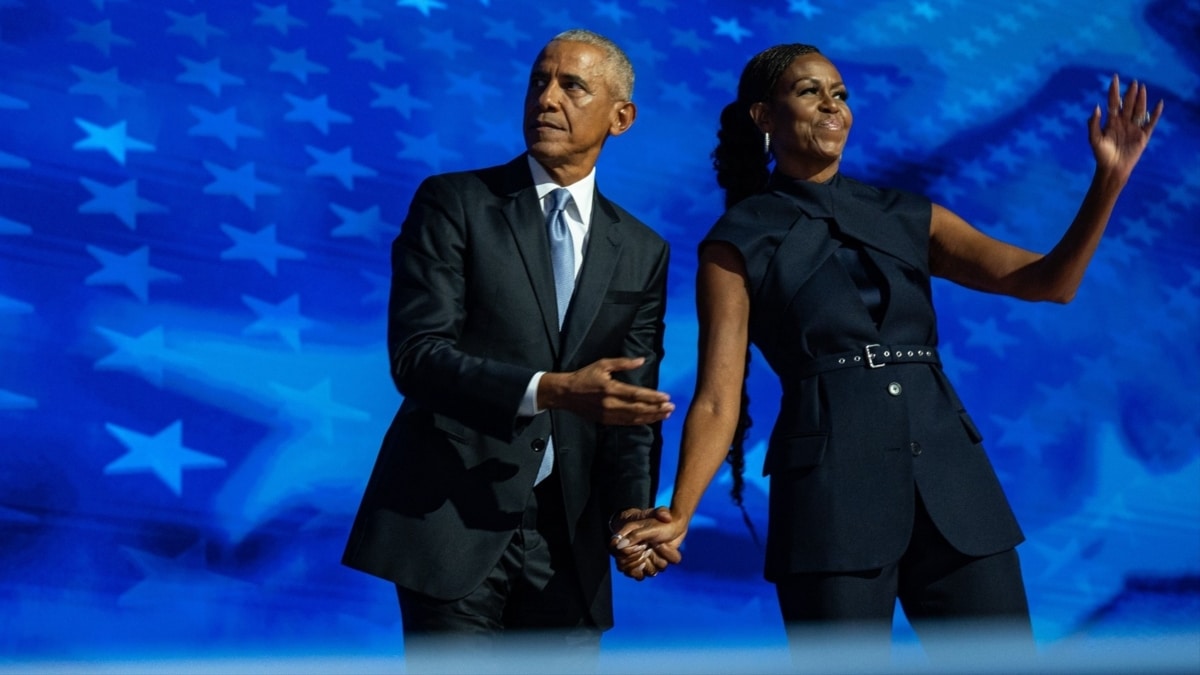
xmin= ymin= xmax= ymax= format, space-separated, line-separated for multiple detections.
xmin=865 ymin=344 xmax=884 ymax=368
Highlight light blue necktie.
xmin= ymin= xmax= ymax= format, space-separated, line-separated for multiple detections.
xmin=547 ymin=187 xmax=575 ymax=326
xmin=537 ymin=187 xmax=574 ymax=485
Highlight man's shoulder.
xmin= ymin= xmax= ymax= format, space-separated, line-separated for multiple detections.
xmin=599 ymin=195 xmax=667 ymax=247
xmin=418 ymin=157 xmax=527 ymax=197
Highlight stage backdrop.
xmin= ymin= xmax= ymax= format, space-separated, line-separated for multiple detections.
xmin=1 ymin=0 xmax=1197 ymax=662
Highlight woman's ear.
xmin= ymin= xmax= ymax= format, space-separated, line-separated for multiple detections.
xmin=749 ymin=101 xmax=771 ymax=134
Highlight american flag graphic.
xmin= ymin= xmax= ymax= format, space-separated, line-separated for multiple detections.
xmin=0 ymin=0 xmax=1197 ymax=660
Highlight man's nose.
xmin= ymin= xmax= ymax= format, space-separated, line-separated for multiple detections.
xmin=536 ymin=82 xmax=561 ymax=109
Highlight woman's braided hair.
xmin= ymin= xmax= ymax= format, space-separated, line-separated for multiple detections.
xmin=710 ymin=44 xmax=820 ymax=523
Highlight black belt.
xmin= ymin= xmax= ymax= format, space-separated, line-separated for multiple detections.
xmin=795 ymin=344 xmax=940 ymax=380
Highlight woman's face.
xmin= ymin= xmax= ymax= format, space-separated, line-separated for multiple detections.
xmin=754 ymin=53 xmax=852 ymax=173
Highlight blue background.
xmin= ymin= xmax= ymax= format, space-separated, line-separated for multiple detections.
xmin=1 ymin=0 xmax=1197 ymax=664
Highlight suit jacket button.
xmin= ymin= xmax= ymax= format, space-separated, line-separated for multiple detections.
xmin=531 ymin=438 xmax=546 ymax=452
xmin=910 ymin=441 xmax=922 ymax=457
xmin=887 ymin=382 xmax=902 ymax=396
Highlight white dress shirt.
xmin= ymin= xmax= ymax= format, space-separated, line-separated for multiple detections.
xmin=518 ymin=156 xmax=597 ymax=416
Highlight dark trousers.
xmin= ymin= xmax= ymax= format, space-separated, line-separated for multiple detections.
xmin=775 ymin=492 xmax=1033 ymax=667
xmin=397 ymin=471 xmax=601 ymax=673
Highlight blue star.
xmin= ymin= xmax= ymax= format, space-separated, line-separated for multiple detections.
xmin=985 ymin=143 xmax=1021 ymax=172
xmin=0 ymin=92 xmax=28 ymax=109
xmin=0 ymin=292 xmax=33 ymax=314
xmin=1 ymin=216 xmax=30 ymax=235
xmin=624 ymin=39 xmax=666 ymax=69
xmin=68 ymin=66 xmax=142 ymax=108
xmin=330 ymin=203 xmax=391 ymax=243
xmin=119 ymin=542 xmax=254 ymax=606
xmin=348 ymin=37 xmax=404 ymax=70
xmin=538 ymin=8 xmax=574 ymax=29
xmin=177 ymin=57 xmax=245 ymax=96
xmin=419 ymin=27 xmax=471 ymax=60
xmin=269 ymin=48 xmax=329 ymax=84
xmin=958 ymin=158 xmax=996 ymax=187
xmin=0 ymin=150 xmax=28 ymax=169
xmin=73 ymin=118 xmax=155 ymax=165
xmin=594 ymin=0 xmax=633 ymax=24
xmin=78 ymin=178 xmax=167 ymax=229
xmin=960 ymin=317 xmax=1019 ymax=357
xmin=711 ymin=16 xmax=751 ymax=44
xmin=241 ymin=293 xmax=315 ymax=351
xmin=912 ymin=1 xmax=940 ymax=21
xmin=95 ymin=325 xmax=193 ymax=387
xmin=360 ymin=269 xmax=389 ymax=304
xmin=991 ymin=410 xmax=1061 ymax=460
xmin=69 ymin=19 xmax=134 ymax=56
xmin=926 ymin=173 xmax=966 ymax=206
xmin=474 ymin=116 xmax=521 ymax=154
xmin=329 ymin=0 xmax=380 ymax=26
xmin=0 ymin=388 xmax=36 ymax=411
xmin=862 ymin=73 xmax=899 ymax=100
xmin=370 ymin=83 xmax=431 ymax=119
xmin=104 ymin=421 xmax=225 ymax=496
xmin=269 ymin=379 xmax=370 ymax=441
xmin=705 ymin=68 xmax=737 ymax=92
xmin=446 ymin=72 xmax=503 ymax=106
xmin=396 ymin=131 xmax=462 ymax=172
xmin=305 ymin=145 xmax=377 ymax=189
xmin=166 ymin=11 xmax=227 ymax=47
xmin=1120 ymin=217 xmax=1160 ymax=247
xmin=219 ymin=223 xmax=306 ymax=275
xmin=397 ymin=0 xmax=447 ymax=17
xmin=873 ymin=129 xmax=913 ymax=154
xmin=950 ymin=37 xmax=980 ymax=60
xmin=658 ymin=80 xmax=702 ymax=110
xmin=787 ymin=0 xmax=823 ymax=19
xmin=284 ymin=94 xmax=352 ymax=134
xmin=481 ymin=18 xmax=530 ymax=49
xmin=85 ymin=244 xmax=180 ymax=303
xmin=202 ymin=161 xmax=281 ymax=209
xmin=88 ymin=0 xmax=128 ymax=9
xmin=639 ymin=0 xmax=673 ymax=11
xmin=253 ymin=3 xmax=306 ymax=35
xmin=670 ymin=29 xmax=711 ymax=54
xmin=188 ymin=105 xmax=263 ymax=149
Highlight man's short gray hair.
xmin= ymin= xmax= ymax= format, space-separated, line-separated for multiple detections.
xmin=551 ymin=29 xmax=635 ymax=100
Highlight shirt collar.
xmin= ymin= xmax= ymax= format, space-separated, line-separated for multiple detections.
xmin=527 ymin=155 xmax=596 ymax=226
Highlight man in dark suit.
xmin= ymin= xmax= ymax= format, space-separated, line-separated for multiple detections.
xmin=342 ymin=29 xmax=676 ymax=666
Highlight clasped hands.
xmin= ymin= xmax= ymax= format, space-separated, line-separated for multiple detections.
xmin=607 ymin=506 xmax=686 ymax=581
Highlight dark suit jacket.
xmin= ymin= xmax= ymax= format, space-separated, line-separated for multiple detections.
xmin=343 ymin=155 xmax=669 ymax=629
xmin=705 ymin=173 xmax=1024 ymax=580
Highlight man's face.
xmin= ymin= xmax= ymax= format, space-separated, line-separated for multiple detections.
xmin=523 ymin=40 xmax=631 ymax=176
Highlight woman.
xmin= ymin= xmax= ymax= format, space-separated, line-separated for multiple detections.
xmin=615 ymin=44 xmax=1162 ymax=655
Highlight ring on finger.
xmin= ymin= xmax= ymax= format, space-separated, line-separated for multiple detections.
xmin=1140 ymin=111 xmax=1151 ymax=127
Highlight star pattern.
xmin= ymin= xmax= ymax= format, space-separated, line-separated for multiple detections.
xmin=1 ymin=0 xmax=1196 ymax=661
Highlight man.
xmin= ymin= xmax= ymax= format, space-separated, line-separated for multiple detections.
xmin=342 ymin=29 xmax=675 ymax=666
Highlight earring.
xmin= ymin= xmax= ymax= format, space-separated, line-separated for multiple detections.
xmin=763 ymin=132 xmax=770 ymax=156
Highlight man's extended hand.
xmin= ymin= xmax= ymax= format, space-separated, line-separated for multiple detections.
xmin=538 ymin=357 xmax=674 ymax=425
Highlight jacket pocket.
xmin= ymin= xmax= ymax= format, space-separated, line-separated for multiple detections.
xmin=603 ymin=289 xmax=642 ymax=305
xmin=764 ymin=432 xmax=828 ymax=476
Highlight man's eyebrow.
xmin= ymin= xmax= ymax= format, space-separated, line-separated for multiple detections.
xmin=561 ymin=73 xmax=591 ymax=89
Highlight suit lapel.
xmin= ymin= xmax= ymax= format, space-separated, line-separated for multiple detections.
xmin=560 ymin=193 xmax=622 ymax=367
xmin=497 ymin=157 xmax=561 ymax=358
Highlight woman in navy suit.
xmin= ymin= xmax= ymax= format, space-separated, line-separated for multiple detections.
xmin=616 ymin=43 xmax=1162 ymax=658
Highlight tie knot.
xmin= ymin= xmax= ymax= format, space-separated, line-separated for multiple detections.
xmin=549 ymin=187 xmax=571 ymax=215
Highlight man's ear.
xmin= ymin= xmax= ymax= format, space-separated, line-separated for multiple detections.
xmin=749 ymin=101 xmax=771 ymax=134
xmin=609 ymin=101 xmax=637 ymax=137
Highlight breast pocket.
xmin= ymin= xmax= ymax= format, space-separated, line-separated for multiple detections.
xmin=603 ymin=289 xmax=642 ymax=305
